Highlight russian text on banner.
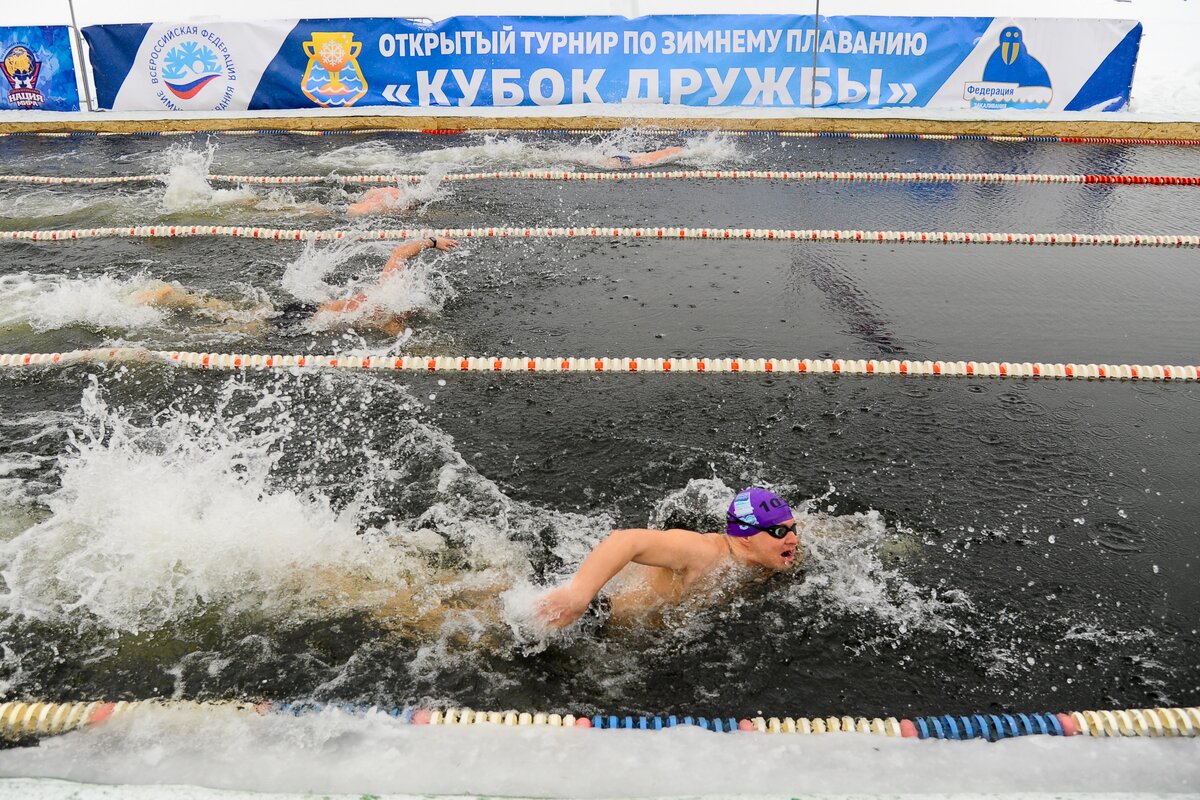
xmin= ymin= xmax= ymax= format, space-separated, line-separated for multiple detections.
xmin=82 ymin=15 xmax=1141 ymax=113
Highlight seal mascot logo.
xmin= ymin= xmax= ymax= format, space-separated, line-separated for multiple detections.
xmin=983 ymin=26 xmax=1051 ymax=90
xmin=161 ymin=40 xmax=222 ymax=100
xmin=301 ymin=32 xmax=368 ymax=107
xmin=1 ymin=45 xmax=46 ymax=109
xmin=964 ymin=25 xmax=1053 ymax=109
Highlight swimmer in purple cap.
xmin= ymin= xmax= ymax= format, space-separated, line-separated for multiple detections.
xmin=537 ymin=487 xmax=800 ymax=630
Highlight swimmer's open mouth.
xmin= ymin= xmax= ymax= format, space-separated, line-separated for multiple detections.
xmin=780 ymin=548 xmax=795 ymax=560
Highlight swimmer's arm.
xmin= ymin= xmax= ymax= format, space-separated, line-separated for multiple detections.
xmin=537 ymin=528 xmax=705 ymax=628
xmin=380 ymin=236 xmax=458 ymax=277
xmin=627 ymin=146 xmax=684 ymax=167
xmin=318 ymin=237 xmax=461 ymax=315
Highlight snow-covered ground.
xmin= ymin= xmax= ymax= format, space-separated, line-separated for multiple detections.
xmin=0 ymin=707 xmax=1197 ymax=797
xmin=3 ymin=0 xmax=1198 ymax=120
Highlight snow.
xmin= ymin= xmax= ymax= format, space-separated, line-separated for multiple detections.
xmin=0 ymin=708 xmax=1197 ymax=797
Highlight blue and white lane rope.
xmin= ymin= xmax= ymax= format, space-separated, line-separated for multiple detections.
xmin=2 ymin=700 xmax=1197 ymax=741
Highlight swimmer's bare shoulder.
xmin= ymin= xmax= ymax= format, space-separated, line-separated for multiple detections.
xmin=537 ymin=527 xmax=724 ymax=629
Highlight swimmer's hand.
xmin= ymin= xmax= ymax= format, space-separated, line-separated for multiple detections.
xmin=535 ymin=585 xmax=590 ymax=630
xmin=431 ymin=236 xmax=459 ymax=252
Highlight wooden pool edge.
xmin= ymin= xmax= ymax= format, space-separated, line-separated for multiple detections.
xmin=2 ymin=114 xmax=1200 ymax=141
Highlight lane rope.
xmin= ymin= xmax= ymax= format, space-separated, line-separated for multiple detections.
xmin=2 ymin=224 xmax=1198 ymax=248
xmin=2 ymin=169 xmax=1199 ymax=187
xmin=1 ymin=349 xmax=1195 ymax=382
xmin=2 ymin=700 xmax=1196 ymax=741
xmin=2 ymin=128 xmax=1200 ymax=145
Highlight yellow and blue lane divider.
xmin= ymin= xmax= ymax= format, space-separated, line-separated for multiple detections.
xmin=2 ymin=700 xmax=1197 ymax=743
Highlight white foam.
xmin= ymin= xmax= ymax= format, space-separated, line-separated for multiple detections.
xmin=0 ymin=273 xmax=275 ymax=336
xmin=0 ymin=272 xmax=167 ymax=332
xmin=317 ymin=131 xmax=741 ymax=175
xmin=0 ymin=374 xmax=611 ymax=652
xmin=0 ymin=378 xmax=401 ymax=633
xmin=278 ymin=236 xmax=376 ymax=303
xmin=158 ymin=141 xmax=258 ymax=213
xmin=0 ymin=187 xmax=122 ymax=222
xmin=283 ymin=238 xmax=458 ymax=329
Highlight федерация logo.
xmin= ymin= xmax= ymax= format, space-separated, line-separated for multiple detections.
xmin=163 ymin=40 xmax=221 ymax=99
xmin=963 ymin=25 xmax=1052 ymax=110
xmin=147 ymin=27 xmax=237 ymax=111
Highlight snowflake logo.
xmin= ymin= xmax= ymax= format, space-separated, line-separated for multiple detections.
xmin=162 ymin=41 xmax=220 ymax=80
xmin=318 ymin=40 xmax=350 ymax=69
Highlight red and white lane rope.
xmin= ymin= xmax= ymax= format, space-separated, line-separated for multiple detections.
xmin=2 ymin=169 xmax=1198 ymax=187
xmin=1 ymin=349 xmax=1196 ymax=381
xmin=2 ymin=224 xmax=1198 ymax=248
xmin=0 ymin=174 xmax=159 ymax=185
xmin=5 ymin=128 xmax=1200 ymax=146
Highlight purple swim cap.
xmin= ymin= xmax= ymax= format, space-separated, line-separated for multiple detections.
xmin=726 ymin=487 xmax=793 ymax=537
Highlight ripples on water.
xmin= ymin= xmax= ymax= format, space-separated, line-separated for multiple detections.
xmin=0 ymin=131 xmax=1197 ymax=736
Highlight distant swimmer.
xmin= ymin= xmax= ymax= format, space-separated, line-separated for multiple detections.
xmin=347 ymin=186 xmax=412 ymax=217
xmin=536 ymin=486 xmax=800 ymax=631
xmin=600 ymin=145 xmax=684 ymax=169
xmin=131 ymin=236 xmax=458 ymax=336
xmin=345 ymin=146 xmax=685 ymax=217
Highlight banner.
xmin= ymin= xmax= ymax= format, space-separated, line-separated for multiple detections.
xmin=0 ymin=26 xmax=80 ymax=112
xmin=83 ymin=15 xmax=1142 ymax=113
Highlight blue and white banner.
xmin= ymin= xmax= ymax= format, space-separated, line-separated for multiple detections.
xmin=0 ymin=26 xmax=80 ymax=112
xmin=83 ymin=15 xmax=1141 ymax=113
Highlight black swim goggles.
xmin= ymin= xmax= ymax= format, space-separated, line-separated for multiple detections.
xmin=726 ymin=514 xmax=798 ymax=540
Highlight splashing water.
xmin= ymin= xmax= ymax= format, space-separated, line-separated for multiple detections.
xmin=0 ymin=272 xmax=274 ymax=338
xmin=341 ymin=162 xmax=456 ymax=216
xmin=159 ymin=141 xmax=257 ymax=213
xmin=279 ymin=237 xmax=378 ymax=304
xmin=0 ymin=272 xmax=168 ymax=332
xmin=316 ymin=137 xmax=532 ymax=174
xmin=315 ymin=130 xmax=744 ymax=175
xmin=0 ymin=374 xmax=604 ymax=644
xmin=281 ymin=238 xmax=458 ymax=329
xmin=556 ymin=129 xmax=742 ymax=170
xmin=791 ymin=509 xmax=972 ymax=639
xmin=0 ymin=377 xmax=399 ymax=634
xmin=0 ymin=186 xmax=120 ymax=221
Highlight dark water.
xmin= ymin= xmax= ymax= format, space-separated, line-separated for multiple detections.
xmin=0 ymin=130 xmax=1197 ymax=724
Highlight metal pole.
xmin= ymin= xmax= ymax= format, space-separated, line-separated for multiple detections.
xmin=810 ymin=0 xmax=820 ymax=108
xmin=66 ymin=0 xmax=95 ymax=112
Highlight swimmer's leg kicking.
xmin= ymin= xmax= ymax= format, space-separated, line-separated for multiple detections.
xmin=127 ymin=281 xmax=272 ymax=334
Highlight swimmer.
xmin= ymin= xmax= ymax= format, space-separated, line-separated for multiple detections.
xmin=345 ymin=146 xmax=685 ymax=217
xmin=347 ymin=186 xmax=412 ymax=217
xmin=600 ymin=145 xmax=684 ymax=169
xmin=536 ymin=486 xmax=800 ymax=630
xmin=131 ymin=236 xmax=458 ymax=335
